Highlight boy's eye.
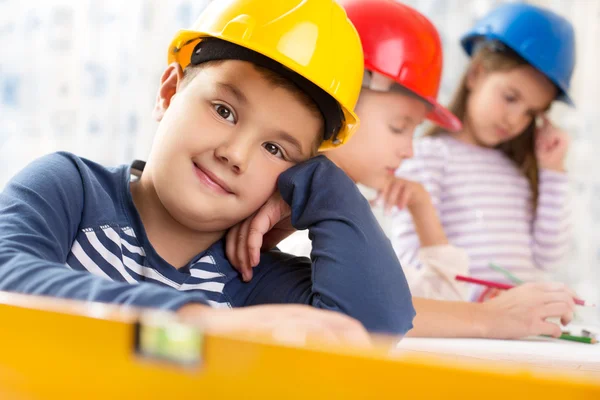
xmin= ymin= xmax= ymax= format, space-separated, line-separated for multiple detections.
xmin=213 ymin=104 xmax=236 ymax=123
xmin=504 ymin=94 xmax=517 ymax=103
xmin=263 ymin=143 xmax=285 ymax=159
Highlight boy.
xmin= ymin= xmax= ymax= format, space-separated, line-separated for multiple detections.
xmin=0 ymin=0 xmax=414 ymax=340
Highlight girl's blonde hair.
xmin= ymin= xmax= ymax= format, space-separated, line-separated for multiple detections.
xmin=425 ymin=44 xmax=541 ymax=208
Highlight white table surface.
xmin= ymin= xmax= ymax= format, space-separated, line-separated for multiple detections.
xmin=395 ymin=324 xmax=600 ymax=375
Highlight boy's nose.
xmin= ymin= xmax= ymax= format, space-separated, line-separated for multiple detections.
xmin=214 ymin=138 xmax=251 ymax=174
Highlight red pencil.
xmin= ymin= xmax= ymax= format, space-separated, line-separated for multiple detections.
xmin=455 ymin=275 xmax=594 ymax=306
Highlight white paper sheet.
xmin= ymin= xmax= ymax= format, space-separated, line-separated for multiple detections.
xmin=395 ymin=324 xmax=600 ymax=373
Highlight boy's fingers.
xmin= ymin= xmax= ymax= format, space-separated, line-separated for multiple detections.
xmin=248 ymin=224 xmax=264 ymax=267
xmin=246 ymin=246 xmax=256 ymax=280
xmin=284 ymin=309 xmax=371 ymax=346
xmin=226 ymin=224 xmax=242 ymax=271
xmin=293 ymin=306 xmax=365 ymax=331
xmin=342 ymin=326 xmax=372 ymax=348
xmin=247 ymin=199 xmax=282 ymax=267
xmin=270 ymin=320 xmax=339 ymax=347
xmin=237 ymin=217 xmax=254 ymax=281
xmin=243 ymin=218 xmax=256 ymax=277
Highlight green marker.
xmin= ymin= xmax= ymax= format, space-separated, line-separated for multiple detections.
xmin=543 ymin=334 xmax=597 ymax=344
xmin=489 ymin=263 xmax=524 ymax=285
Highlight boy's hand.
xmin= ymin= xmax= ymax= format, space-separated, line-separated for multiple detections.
xmin=478 ymin=282 xmax=577 ymax=339
xmin=378 ymin=177 xmax=431 ymax=213
xmin=226 ymin=192 xmax=295 ymax=281
xmin=535 ymin=115 xmax=570 ymax=172
xmin=178 ymin=303 xmax=371 ymax=347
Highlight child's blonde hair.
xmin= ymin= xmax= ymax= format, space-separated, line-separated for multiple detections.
xmin=425 ymin=44 xmax=541 ymax=208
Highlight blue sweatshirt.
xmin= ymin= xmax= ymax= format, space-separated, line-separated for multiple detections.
xmin=0 ymin=152 xmax=414 ymax=334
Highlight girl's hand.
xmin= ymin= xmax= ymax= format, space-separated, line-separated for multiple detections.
xmin=535 ymin=115 xmax=570 ymax=172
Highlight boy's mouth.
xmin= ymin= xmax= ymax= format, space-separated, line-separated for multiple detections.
xmin=193 ymin=162 xmax=234 ymax=195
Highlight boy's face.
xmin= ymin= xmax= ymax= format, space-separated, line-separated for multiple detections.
xmin=148 ymin=60 xmax=322 ymax=232
xmin=331 ymin=89 xmax=428 ymax=190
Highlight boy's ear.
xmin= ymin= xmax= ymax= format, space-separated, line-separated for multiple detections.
xmin=466 ymin=62 xmax=485 ymax=91
xmin=153 ymin=63 xmax=185 ymax=122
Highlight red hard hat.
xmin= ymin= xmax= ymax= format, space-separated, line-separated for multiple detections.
xmin=343 ymin=0 xmax=462 ymax=132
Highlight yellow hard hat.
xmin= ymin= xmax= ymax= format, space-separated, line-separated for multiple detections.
xmin=167 ymin=0 xmax=364 ymax=150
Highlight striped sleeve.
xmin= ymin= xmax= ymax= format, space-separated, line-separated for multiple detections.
xmin=0 ymin=153 xmax=209 ymax=310
xmin=531 ymin=169 xmax=572 ymax=271
xmin=390 ymin=137 xmax=448 ymax=271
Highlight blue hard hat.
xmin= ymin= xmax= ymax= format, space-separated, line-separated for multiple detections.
xmin=461 ymin=3 xmax=576 ymax=105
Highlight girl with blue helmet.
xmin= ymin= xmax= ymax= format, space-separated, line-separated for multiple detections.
xmin=388 ymin=3 xmax=576 ymax=302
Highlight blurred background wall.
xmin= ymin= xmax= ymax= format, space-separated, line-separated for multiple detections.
xmin=0 ymin=0 xmax=598 ymax=299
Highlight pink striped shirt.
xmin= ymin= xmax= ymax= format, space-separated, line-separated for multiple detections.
xmin=391 ymin=134 xmax=571 ymax=292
